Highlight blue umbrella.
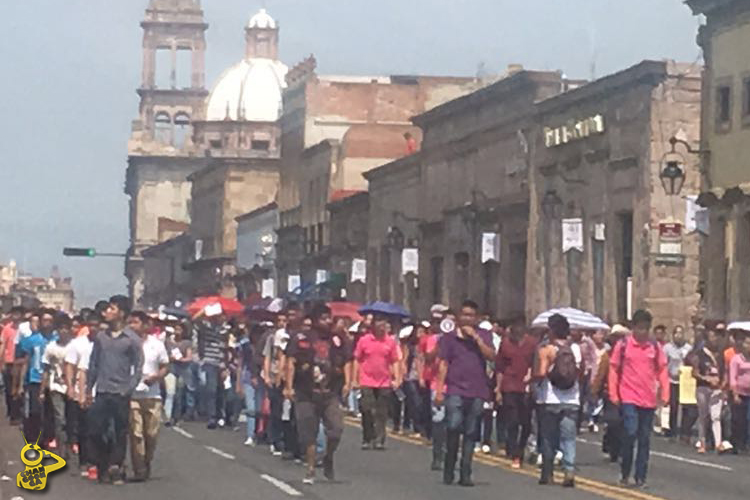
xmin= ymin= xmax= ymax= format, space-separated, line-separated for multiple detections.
xmin=358 ymin=301 xmax=411 ymax=318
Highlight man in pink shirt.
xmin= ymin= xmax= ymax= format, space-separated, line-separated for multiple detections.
xmin=1 ymin=307 xmax=23 ymax=423
xmin=354 ymin=314 xmax=401 ymax=450
xmin=609 ymin=309 xmax=669 ymax=488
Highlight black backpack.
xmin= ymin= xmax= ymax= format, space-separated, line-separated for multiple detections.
xmin=548 ymin=343 xmax=580 ymax=390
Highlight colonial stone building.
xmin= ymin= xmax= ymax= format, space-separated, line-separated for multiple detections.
xmin=527 ymin=60 xmax=702 ymax=327
xmin=127 ymin=2 xmax=287 ymax=307
xmin=365 ymin=68 xmax=580 ymax=317
xmin=687 ymin=0 xmax=750 ymax=321
xmin=275 ymin=60 xmax=485 ymax=297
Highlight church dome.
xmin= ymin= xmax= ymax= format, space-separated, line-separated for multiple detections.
xmin=248 ymin=8 xmax=276 ymax=29
xmin=205 ymin=58 xmax=288 ymax=122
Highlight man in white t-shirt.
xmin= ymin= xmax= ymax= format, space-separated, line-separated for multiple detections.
xmin=64 ymin=312 xmax=97 ymax=477
xmin=128 ymin=311 xmax=169 ymax=482
xmin=41 ymin=316 xmax=73 ymax=458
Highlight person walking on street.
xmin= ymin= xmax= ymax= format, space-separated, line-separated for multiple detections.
xmin=192 ymin=306 xmax=229 ymax=429
xmin=729 ymin=333 xmax=750 ymax=454
xmin=16 ymin=310 xmax=58 ymax=445
xmin=285 ymin=303 xmax=352 ymax=484
xmin=86 ymin=296 xmax=144 ymax=485
xmin=264 ymin=311 xmax=292 ymax=455
xmin=354 ymin=313 xmax=401 ymax=450
xmin=164 ymin=322 xmax=192 ymax=426
xmin=495 ymin=315 xmax=536 ymax=469
xmin=128 ymin=311 xmax=169 ymax=482
xmin=692 ymin=328 xmax=729 ymax=454
xmin=40 ymin=315 xmax=73 ymax=458
xmin=1 ymin=307 xmax=24 ymax=423
xmin=435 ymin=300 xmax=496 ymax=487
xmin=419 ymin=306 xmax=449 ymax=470
xmin=609 ymin=309 xmax=669 ymax=488
xmin=663 ymin=326 xmax=691 ymax=439
xmin=535 ymin=313 xmax=582 ymax=488
xmin=64 ymin=310 xmax=98 ymax=478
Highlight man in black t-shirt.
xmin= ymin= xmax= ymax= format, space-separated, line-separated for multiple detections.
xmin=285 ymin=303 xmax=352 ymax=485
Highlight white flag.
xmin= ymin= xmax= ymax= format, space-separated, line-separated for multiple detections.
xmin=261 ymin=279 xmax=275 ymax=298
xmin=316 ymin=269 xmax=328 ymax=284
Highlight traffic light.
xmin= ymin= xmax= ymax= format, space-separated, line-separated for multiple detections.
xmin=63 ymin=247 xmax=96 ymax=257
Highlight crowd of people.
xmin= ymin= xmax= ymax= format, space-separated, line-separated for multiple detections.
xmin=1 ymin=295 xmax=749 ymax=490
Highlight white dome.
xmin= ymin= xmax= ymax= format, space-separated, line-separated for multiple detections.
xmin=205 ymin=58 xmax=288 ymax=122
xmin=249 ymin=8 xmax=276 ymax=29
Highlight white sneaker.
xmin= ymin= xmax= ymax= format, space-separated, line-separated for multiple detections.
xmin=554 ymin=451 xmax=563 ymax=465
xmin=536 ymin=454 xmax=543 ymax=466
xmin=270 ymin=445 xmax=282 ymax=457
xmin=244 ymin=437 xmax=255 ymax=446
xmin=218 ymin=418 xmax=226 ymax=428
xmin=481 ymin=444 xmax=491 ymax=454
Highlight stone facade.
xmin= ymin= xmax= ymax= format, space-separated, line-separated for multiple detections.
xmin=527 ymin=60 xmax=702 ymax=328
xmin=365 ymin=69 xmax=577 ymax=318
xmin=687 ymin=0 xmax=750 ymax=321
xmin=275 ymin=58 xmax=486 ymax=295
xmin=327 ymin=191 xmax=369 ymax=303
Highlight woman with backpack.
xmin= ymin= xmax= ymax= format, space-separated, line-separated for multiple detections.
xmin=534 ymin=313 xmax=582 ymax=488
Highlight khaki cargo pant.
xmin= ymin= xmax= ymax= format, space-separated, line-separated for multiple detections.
xmin=129 ymin=398 xmax=162 ymax=477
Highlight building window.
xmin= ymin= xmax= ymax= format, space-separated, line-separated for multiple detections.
xmin=743 ymin=77 xmax=750 ymax=124
xmin=251 ymin=140 xmax=270 ymax=151
xmin=716 ymin=84 xmax=732 ymax=132
xmin=154 ymin=112 xmax=172 ymax=144
xmin=209 ymin=139 xmax=222 ymax=149
xmin=173 ymin=113 xmax=190 ymax=149
xmin=317 ymin=222 xmax=325 ymax=249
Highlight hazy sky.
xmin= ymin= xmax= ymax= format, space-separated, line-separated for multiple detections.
xmin=0 ymin=0 xmax=701 ymax=307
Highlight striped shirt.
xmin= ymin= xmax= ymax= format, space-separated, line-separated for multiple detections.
xmin=194 ymin=320 xmax=228 ymax=366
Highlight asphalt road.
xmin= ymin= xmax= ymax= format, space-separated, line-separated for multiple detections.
xmin=1 ymin=413 xmax=749 ymax=500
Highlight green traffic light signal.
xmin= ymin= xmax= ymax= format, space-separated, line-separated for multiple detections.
xmin=63 ymin=247 xmax=96 ymax=257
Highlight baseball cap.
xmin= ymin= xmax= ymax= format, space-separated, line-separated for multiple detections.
xmin=430 ymin=304 xmax=448 ymax=319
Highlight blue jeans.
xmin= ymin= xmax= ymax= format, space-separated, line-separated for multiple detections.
xmin=539 ymin=404 xmax=578 ymax=477
xmin=620 ymin=404 xmax=655 ymax=483
xmin=243 ymin=380 xmax=263 ymax=440
xmin=444 ymin=395 xmax=484 ymax=482
xmin=316 ymin=422 xmax=325 ymax=455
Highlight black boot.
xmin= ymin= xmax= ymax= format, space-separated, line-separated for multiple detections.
xmin=443 ymin=430 xmax=460 ymax=485
xmin=539 ymin=453 xmax=554 ymax=485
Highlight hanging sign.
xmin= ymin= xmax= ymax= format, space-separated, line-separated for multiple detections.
xmin=481 ymin=232 xmax=501 ymax=263
xmin=316 ymin=269 xmax=328 ymax=284
xmin=402 ymin=248 xmax=419 ymax=275
xmin=351 ymin=259 xmax=367 ymax=283
xmin=287 ymin=275 xmax=301 ymax=292
xmin=562 ymin=218 xmax=584 ymax=252
xmin=261 ymin=279 xmax=275 ymax=298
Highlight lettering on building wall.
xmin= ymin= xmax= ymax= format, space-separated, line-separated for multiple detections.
xmin=544 ymin=115 xmax=605 ymax=148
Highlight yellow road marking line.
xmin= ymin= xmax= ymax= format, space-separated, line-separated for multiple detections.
xmin=343 ymin=416 xmax=669 ymax=500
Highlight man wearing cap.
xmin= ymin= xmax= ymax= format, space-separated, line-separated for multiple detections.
xmin=354 ymin=313 xmax=402 ymax=450
xmin=435 ymin=300 xmax=496 ymax=486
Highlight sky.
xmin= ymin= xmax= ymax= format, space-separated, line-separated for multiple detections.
xmin=0 ymin=0 xmax=702 ymax=308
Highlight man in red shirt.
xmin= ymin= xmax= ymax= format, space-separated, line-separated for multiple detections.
xmin=1 ymin=307 xmax=24 ymax=423
xmin=609 ymin=309 xmax=669 ymax=488
xmin=495 ymin=315 xmax=536 ymax=469
xmin=354 ymin=314 xmax=401 ymax=450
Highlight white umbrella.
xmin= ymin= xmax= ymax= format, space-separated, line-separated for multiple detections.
xmin=727 ymin=321 xmax=750 ymax=332
xmin=531 ymin=307 xmax=610 ymax=331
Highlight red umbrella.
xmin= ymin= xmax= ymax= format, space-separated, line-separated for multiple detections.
xmin=328 ymin=302 xmax=363 ymax=322
xmin=187 ymin=296 xmax=245 ymax=317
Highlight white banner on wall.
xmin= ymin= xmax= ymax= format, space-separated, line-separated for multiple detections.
xmin=594 ymin=223 xmax=606 ymax=241
xmin=261 ymin=279 xmax=275 ymax=298
xmin=402 ymin=248 xmax=419 ymax=275
xmin=316 ymin=269 xmax=328 ymax=284
xmin=481 ymin=232 xmax=501 ymax=263
xmin=562 ymin=218 xmax=584 ymax=252
xmin=351 ymin=259 xmax=367 ymax=283
xmin=287 ymin=275 xmax=301 ymax=292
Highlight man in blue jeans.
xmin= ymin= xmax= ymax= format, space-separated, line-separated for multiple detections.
xmin=609 ymin=310 xmax=669 ymax=488
xmin=192 ymin=308 xmax=229 ymax=429
xmin=434 ymin=300 xmax=496 ymax=487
